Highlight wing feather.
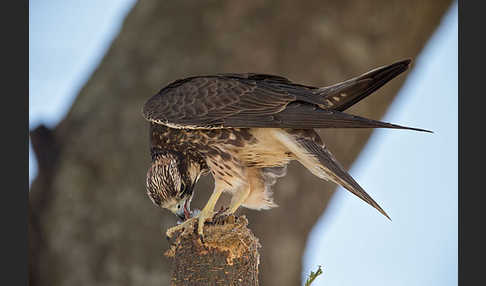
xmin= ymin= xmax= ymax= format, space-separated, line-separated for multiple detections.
xmin=296 ymin=136 xmax=391 ymax=219
xmin=143 ymin=76 xmax=296 ymax=128
xmin=142 ymin=60 xmax=428 ymax=132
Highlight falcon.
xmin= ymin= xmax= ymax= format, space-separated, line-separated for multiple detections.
xmin=142 ymin=59 xmax=431 ymax=237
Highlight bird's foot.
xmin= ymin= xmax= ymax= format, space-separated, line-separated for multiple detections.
xmin=215 ymin=206 xmax=229 ymax=216
xmin=212 ymin=205 xmax=243 ymax=226
xmin=166 ymin=217 xmax=198 ymax=238
xmin=197 ymin=208 xmax=216 ymax=239
xmin=218 ymin=204 xmax=240 ymax=217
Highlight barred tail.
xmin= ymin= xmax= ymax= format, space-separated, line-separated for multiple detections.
xmin=316 ymin=59 xmax=411 ymax=111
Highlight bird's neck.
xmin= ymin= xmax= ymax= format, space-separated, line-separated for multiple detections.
xmin=151 ymin=148 xmax=180 ymax=161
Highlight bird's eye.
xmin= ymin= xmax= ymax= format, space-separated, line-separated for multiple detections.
xmin=177 ymin=204 xmax=181 ymax=209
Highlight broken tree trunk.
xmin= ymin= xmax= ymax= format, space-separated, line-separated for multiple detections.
xmin=165 ymin=215 xmax=260 ymax=286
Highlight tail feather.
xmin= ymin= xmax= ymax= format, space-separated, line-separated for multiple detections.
xmin=316 ymin=59 xmax=412 ymax=111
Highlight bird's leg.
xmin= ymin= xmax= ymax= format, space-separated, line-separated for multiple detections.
xmin=211 ymin=184 xmax=250 ymax=225
xmin=225 ymin=184 xmax=250 ymax=214
xmin=197 ymin=185 xmax=224 ymax=237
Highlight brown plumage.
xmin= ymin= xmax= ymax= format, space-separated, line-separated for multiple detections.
xmin=142 ymin=59 xmax=431 ymax=236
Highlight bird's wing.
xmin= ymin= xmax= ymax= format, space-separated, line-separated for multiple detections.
xmin=295 ymin=136 xmax=391 ymax=219
xmin=142 ymin=59 xmax=429 ymax=132
xmin=221 ymin=101 xmax=430 ymax=132
xmin=142 ymin=74 xmax=299 ymax=129
xmin=270 ymin=128 xmax=390 ymax=219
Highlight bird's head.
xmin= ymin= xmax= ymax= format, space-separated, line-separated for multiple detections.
xmin=145 ymin=151 xmax=202 ymax=221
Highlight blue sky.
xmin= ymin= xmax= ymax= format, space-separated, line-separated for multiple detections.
xmin=303 ymin=3 xmax=457 ymax=285
xmin=29 ymin=0 xmax=136 ymax=183
xmin=29 ymin=1 xmax=457 ymax=285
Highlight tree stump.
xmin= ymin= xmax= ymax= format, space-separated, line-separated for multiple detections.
xmin=165 ymin=215 xmax=261 ymax=286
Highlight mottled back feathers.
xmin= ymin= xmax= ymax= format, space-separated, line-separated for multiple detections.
xmin=142 ymin=59 xmax=429 ymax=132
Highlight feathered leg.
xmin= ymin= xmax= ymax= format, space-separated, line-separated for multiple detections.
xmin=197 ymin=182 xmax=224 ymax=236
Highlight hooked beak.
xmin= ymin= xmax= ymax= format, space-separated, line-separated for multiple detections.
xmin=175 ymin=198 xmax=192 ymax=221
xmin=176 ymin=211 xmax=185 ymax=221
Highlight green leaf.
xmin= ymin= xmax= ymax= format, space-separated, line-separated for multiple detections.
xmin=305 ymin=265 xmax=323 ymax=286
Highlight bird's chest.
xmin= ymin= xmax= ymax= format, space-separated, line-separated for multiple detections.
xmin=197 ymin=128 xmax=293 ymax=169
xmin=193 ymin=128 xmax=256 ymax=190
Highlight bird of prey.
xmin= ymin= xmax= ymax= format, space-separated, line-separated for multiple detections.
xmin=142 ymin=59 xmax=431 ymax=237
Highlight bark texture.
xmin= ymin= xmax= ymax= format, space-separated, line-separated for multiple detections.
xmin=29 ymin=1 xmax=453 ymax=285
xmin=165 ymin=215 xmax=260 ymax=286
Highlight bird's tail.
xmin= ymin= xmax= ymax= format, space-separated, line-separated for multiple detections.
xmin=315 ymin=59 xmax=412 ymax=111
xmin=271 ymin=129 xmax=390 ymax=219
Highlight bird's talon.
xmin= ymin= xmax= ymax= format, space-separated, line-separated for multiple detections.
xmin=166 ymin=217 xmax=197 ymax=238
xmin=215 ymin=206 xmax=229 ymax=216
xmin=212 ymin=211 xmax=226 ymax=224
xmin=196 ymin=210 xmax=217 ymax=239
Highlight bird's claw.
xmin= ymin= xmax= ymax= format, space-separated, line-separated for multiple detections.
xmin=211 ymin=207 xmax=232 ymax=223
xmin=166 ymin=217 xmax=197 ymax=238
xmin=197 ymin=209 xmax=215 ymax=238
xmin=167 ymin=206 xmax=237 ymax=242
xmin=166 ymin=209 xmax=217 ymax=240
xmin=215 ymin=206 xmax=229 ymax=215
